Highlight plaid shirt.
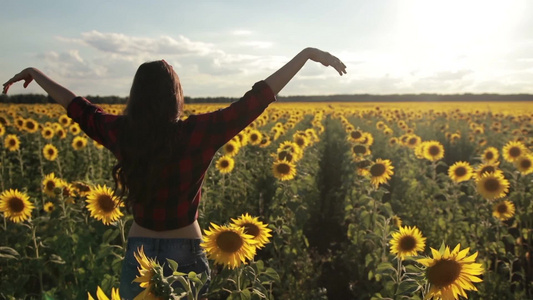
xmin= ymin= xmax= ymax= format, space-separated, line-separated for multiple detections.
xmin=67 ymin=80 xmax=276 ymax=230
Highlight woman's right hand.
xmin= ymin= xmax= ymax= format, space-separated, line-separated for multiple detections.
xmin=307 ymin=47 xmax=347 ymax=76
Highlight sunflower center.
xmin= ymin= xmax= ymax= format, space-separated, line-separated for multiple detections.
xmin=370 ymin=163 xmax=386 ymax=177
xmin=485 ymin=152 xmax=494 ymax=160
xmin=48 ymin=149 xmax=55 ymax=156
xmin=428 ymin=145 xmax=441 ymax=156
xmin=408 ymin=138 xmax=417 ymax=145
xmin=9 ymin=139 xmax=16 ymax=146
xmin=296 ymin=138 xmax=305 ymax=147
xmin=46 ymin=181 xmax=56 ymax=191
xmin=8 ymin=197 xmax=24 ymax=213
xmin=242 ymin=223 xmax=260 ymax=237
xmin=520 ymin=159 xmax=531 ymax=169
xmin=351 ymin=131 xmax=362 ymax=139
xmin=226 ymin=145 xmax=235 ymax=153
xmin=216 ymin=231 xmax=243 ymax=253
xmin=276 ymin=163 xmax=291 ymax=175
xmin=454 ymin=167 xmax=467 ymax=177
xmin=76 ymin=141 xmax=83 ymax=147
xmin=26 ymin=122 xmax=35 ymax=130
xmin=509 ymin=147 xmax=521 ymax=158
xmin=220 ymin=160 xmax=229 ymax=168
xmin=484 ymin=178 xmax=500 ymax=192
xmin=97 ymin=195 xmax=115 ymax=213
xmin=399 ymin=236 xmax=416 ymax=251
xmin=427 ymin=259 xmax=462 ymax=288
xmin=353 ymin=145 xmax=367 ymax=154
xmin=497 ymin=203 xmax=508 ymax=214
xmin=251 ymin=134 xmax=258 ymax=141
xmin=480 ymin=166 xmax=495 ymax=175
xmin=278 ymin=151 xmax=293 ymax=162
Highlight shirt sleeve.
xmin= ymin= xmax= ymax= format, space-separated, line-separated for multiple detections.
xmin=182 ymin=80 xmax=276 ymax=151
xmin=66 ymin=97 xmax=121 ymax=155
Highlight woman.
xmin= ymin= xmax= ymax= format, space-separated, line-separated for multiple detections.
xmin=3 ymin=47 xmax=347 ymax=299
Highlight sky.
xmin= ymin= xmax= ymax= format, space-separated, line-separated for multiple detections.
xmin=1 ymin=0 xmax=533 ymax=98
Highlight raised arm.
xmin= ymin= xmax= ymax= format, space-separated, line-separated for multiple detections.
xmin=264 ymin=47 xmax=347 ymax=95
xmin=3 ymin=67 xmax=76 ymax=109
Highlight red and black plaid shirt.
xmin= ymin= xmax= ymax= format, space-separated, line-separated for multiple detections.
xmin=67 ymin=80 xmax=276 ymax=230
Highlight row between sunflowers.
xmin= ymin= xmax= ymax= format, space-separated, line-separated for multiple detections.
xmin=0 ymin=101 xmax=532 ymax=300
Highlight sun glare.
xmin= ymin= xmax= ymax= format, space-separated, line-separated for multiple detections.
xmin=392 ymin=0 xmax=525 ymax=74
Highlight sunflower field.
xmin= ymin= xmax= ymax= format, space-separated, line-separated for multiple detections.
xmin=0 ymin=100 xmax=532 ymax=300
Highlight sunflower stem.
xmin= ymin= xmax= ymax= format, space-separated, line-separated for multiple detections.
xmin=119 ymin=218 xmax=126 ymax=247
xmin=30 ymin=223 xmax=44 ymax=295
xmin=0 ymin=150 xmax=5 ymax=191
xmin=55 ymin=157 xmax=63 ymax=179
xmin=16 ymin=149 xmax=24 ymax=178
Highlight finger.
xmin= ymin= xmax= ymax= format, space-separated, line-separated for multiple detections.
xmin=2 ymin=83 xmax=11 ymax=94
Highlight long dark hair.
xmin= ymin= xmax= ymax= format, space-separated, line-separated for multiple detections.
xmin=113 ymin=60 xmax=184 ymax=211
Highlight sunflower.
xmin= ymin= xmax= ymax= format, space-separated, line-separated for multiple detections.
xmin=474 ymin=162 xmax=499 ymax=180
xmin=44 ymin=202 xmax=55 ymax=213
xmin=514 ymin=154 xmax=533 ymax=175
xmin=492 ymin=200 xmax=515 ymax=221
xmin=406 ymin=135 xmax=422 ymax=149
xmin=0 ymin=189 xmax=34 ymax=223
xmin=356 ymin=160 xmax=371 ymax=176
xmin=72 ymin=181 xmax=91 ymax=197
xmin=69 ymin=123 xmax=81 ymax=135
xmin=389 ymin=137 xmax=399 ymax=146
xmin=133 ymin=245 xmax=160 ymax=300
xmin=55 ymin=128 xmax=67 ymax=139
xmin=42 ymin=173 xmax=65 ymax=197
xmin=58 ymin=114 xmax=71 ymax=127
xmin=85 ymin=185 xmax=124 ymax=225
xmin=389 ymin=225 xmax=426 ymax=259
xmin=223 ymin=140 xmax=241 ymax=157
xmin=476 ymin=170 xmax=509 ymax=201
xmin=42 ymin=144 xmax=59 ymax=161
xmin=359 ymin=132 xmax=374 ymax=146
xmin=0 ymin=124 xmax=5 ymax=137
xmin=351 ymin=144 xmax=371 ymax=160
xmin=24 ymin=118 xmax=39 ymax=133
xmin=4 ymin=134 xmax=20 ymax=152
xmin=72 ymin=136 xmax=88 ymax=150
xmin=259 ymin=135 xmax=272 ymax=148
xmin=272 ymin=159 xmax=297 ymax=181
xmin=87 ymin=286 xmax=121 ymax=300
xmin=391 ymin=215 xmax=402 ymax=228
xmin=502 ymin=141 xmax=527 ymax=163
xmin=275 ymin=150 xmax=295 ymax=163
xmin=417 ymin=244 xmax=483 ymax=300
xmin=277 ymin=141 xmax=303 ymax=162
xmin=92 ymin=140 xmax=104 ymax=150
xmin=216 ymin=155 xmax=235 ymax=174
xmin=231 ymin=213 xmax=272 ymax=249
xmin=348 ymin=129 xmax=363 ymax=142
xmin=201 ymin=223 xmax=257 ymax=269
xmin=423 ymin=141 xmax=445 ymax=161
xmin=293 ymin=132 xmax=310 ymax=149
xmin=368 ymin=158 xmax=394 ymax=187
xmin=448 ymin=161 xmax=474 ymax=183
xmin=41 ymin=126 xmax=55 ymax=140
xmin=248 ymin=129 xmax=263 ymax=146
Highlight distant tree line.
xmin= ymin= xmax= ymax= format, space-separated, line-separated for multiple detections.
xmin=1 ymin=92 xmax=533 ymax=104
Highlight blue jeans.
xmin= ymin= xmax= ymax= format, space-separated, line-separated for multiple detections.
xmin=119 ymin=237 xmax=211 ymax=300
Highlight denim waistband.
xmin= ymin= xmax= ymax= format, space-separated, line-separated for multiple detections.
xmin=126 ymin=237 xmax=203 ymax=253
